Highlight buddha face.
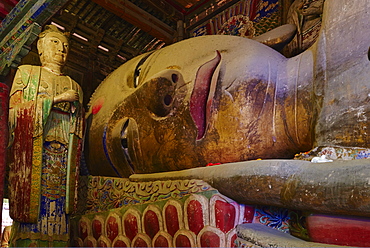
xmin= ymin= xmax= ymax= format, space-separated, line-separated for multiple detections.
xmin=37 ymin=31 xmax=69 ymax=67
xmin=86 ymin=35 xmax=314 ymax=177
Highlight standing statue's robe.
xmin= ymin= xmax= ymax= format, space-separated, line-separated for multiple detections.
xmin=8 ymin=65 xmax=84 ymax=246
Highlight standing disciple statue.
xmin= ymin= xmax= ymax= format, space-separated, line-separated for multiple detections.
xmin=7 ymin=25 xmax=84 ymax=247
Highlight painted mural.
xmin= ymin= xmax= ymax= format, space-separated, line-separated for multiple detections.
xmin=190 ymin=0 xmax=325 ymax=57
xmin=191 ymin=0 xmax=281 ymax=38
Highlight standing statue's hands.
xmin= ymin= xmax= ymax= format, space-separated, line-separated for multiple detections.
xmin=53 ymin=89 xmax=79 ymax=104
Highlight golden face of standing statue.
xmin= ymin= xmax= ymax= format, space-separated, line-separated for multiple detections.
xmin=38 ymin=32 xmax=69 ymax=67
xmin=87 ymin=35 xmax=314 ymax=177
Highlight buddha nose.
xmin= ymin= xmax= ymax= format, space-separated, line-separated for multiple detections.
xmin=58 ymin=42 xmax=66 ymax=53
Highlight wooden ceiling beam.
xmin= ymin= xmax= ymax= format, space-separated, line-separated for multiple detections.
xmin=141 ymin=0 xmax=183 ymax=21
xmin=186 ymin=0 xmax=240 ymax=31
xmin=91 ymin=0 xmax=175 ymax=44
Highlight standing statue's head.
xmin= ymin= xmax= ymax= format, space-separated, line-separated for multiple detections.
xmin=37 ymin=25 xmax=69 ymax=68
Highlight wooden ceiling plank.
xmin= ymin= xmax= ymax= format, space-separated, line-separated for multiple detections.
xmin=185 ymin=0 xmax=240 ymax=31
xmin=84 ymin=4 xmax=101 ymax=23
xmin=108 ymin=38 xmax=124 ymax=62
xmin=162 ymin=0 xmax=186 ymax=14
xmin=91 ymin=0 xmax=175 ymax=43
xmin=182 ymin=0 xmax=212 ymax=15
xmin=140 ymin=0 xmax=183 ymax=21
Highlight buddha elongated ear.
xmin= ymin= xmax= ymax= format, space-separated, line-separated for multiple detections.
xmin=37 ymin=38 xmax=44 ymax=56
xmin=37 ymin=39 xmax=43 ymax=56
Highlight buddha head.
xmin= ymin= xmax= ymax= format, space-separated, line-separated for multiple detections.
xmin=86 ymin=35 xmax=314 ymax=177
xmin=37 ymin=25 xmax=69 ymax=68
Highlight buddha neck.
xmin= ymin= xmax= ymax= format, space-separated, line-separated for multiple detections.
xmin=42 ymin=64 xmax=63 ymax=76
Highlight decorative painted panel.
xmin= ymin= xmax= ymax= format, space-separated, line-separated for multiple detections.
xmin=122 ymin=208 xmax=141 ymax=241
xmin=241 ymin=204 xmax=255 ymax=224
xmin=152 ymin=231 xmax=172 ymax=247
xmin=197 ymin=226 xmax=226 ymax=247
xmin=92 ymin=216 xmax=105 ymax=240
xmin=210 ymin=194 xmax=239 ymax=234
xmin=173 ymin=229 xmax=196 ymax=247
xmin=83 ymin=236 xmax=97 ymax=247
xmin=142 ymin=205 xmax=163 ymax=239
xmin=73 ymin=237 xmax=83 ymax=247
xmin=72 ymin=177 xmax=288 ymax=248
xmin=226 ymin=229 xmax=238 ymax=247
xmin=112 ymin=235 xmax=130 ymax=247
xmin=105 ymin=213 xmax=121 ymax=242
xmin=184 ymin=194 xmax=209 ymax=235
xmin=132 ymin=233 xmax=151 ymax=247
xmin=79 ymin=217 xmax=92 ymax=241
xmin=191 ymin=0 xmax=280 ymax=38
xmin=86 ymin=177 xmax=215 ymax=213
xmin=97 ymin=236 xmax=111 ymax=247
xmin=163 ymin=199 xmax=183 ymax=236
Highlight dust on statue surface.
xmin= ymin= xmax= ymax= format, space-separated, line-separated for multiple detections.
xmin=86 ymin=0 xmax=370 ymax=178
xmin=7 ymin=25 xmax=84 ymax=247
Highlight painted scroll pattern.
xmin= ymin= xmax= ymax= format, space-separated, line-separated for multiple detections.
xmin=86 ymin=177 xmax=216 ymax=213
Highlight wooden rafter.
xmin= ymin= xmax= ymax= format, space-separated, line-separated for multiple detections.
xmin=91 ymin=0 xmax=175 ymax=44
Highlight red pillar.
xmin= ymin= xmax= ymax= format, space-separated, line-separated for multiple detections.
xmin=0 ymin=82 xmax=9 ymax=235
